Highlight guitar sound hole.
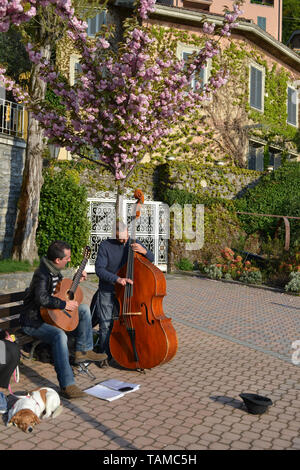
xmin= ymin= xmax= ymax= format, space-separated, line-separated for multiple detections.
xmin=67 ymin=290 xmax=74 ymax=300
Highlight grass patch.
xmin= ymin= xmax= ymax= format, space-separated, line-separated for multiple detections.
xmin=0 ymin=259 xmax=39 ymax=273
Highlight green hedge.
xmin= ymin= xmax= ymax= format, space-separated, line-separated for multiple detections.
xmin=36 ymin=168 xmax=90 ymax=267
xmin=234 ymin=162 xmax=300 ymax=246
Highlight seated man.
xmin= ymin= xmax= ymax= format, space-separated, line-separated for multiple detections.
xmin=20 ymin=240 xmax=107 ymax=399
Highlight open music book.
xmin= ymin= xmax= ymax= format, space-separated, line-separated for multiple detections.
xmin=84 ymin=379 xmax=140 ymax=401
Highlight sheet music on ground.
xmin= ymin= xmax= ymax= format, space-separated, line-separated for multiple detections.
xmin=84 ymin=379 xmax=140 ymax=401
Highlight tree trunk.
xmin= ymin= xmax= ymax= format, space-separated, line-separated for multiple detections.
xmin=11 ymin=44 xmax=51 ymax=263
xmin=115 ymin=181 xmax=125 ymax=225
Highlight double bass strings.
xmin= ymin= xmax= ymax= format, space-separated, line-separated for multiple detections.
xmin=121 ymin=205 xmax=140 ymax=366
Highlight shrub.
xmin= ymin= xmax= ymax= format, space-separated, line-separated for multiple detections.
xmin=36 ymin=168 xmax=90 ymax=267
xmin=199 ymin=246 xmax=263 ymax=283
xmin=203 ymin=264 xmax=223 ymax=280
xmin=285 ymin=272 xmax=300 ymax=293
xmin=176 ymin=258 xmax=194 ymax=271
xmin=235 ymin=162 xmax=300 ymax=248
xmin=238 ymin=270 xmax=262 ymax=285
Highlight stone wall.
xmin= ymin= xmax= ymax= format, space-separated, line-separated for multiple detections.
xmin=0 ymin=135 xmax=25 ymax=258
xmin=0 ymin=268 xmax=75 ymax=293
xmin=51 ymin=160 xmax=262 ymax=201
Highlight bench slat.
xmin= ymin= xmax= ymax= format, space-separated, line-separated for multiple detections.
xmin=0 ymin=317 xmax=21 ymax=330
xmin=0 ymin=292 xmax=26 ymax=304
xmin=0 ymin=305 xmax=23 ymax=318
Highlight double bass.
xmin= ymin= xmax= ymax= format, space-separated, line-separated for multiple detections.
xmin=109 ymin=190 xmax=178 ymax=370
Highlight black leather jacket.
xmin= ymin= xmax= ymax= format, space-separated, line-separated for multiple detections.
xmin=20 ymin=257 xmax=66 ymax=328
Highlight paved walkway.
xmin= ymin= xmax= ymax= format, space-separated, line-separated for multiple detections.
xmin=0 ymin=275 xmax=300 ymax=451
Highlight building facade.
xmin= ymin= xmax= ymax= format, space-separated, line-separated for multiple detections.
xmin=156 ymin=0 xmax=282 ymax=41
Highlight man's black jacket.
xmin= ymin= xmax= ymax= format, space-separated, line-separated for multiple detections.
xmin=20 ymin=257 xmax=66 ymax=328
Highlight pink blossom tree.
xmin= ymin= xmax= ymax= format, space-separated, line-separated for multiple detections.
xmin=0 ymin=0 xmax=99 ymax=261
xmin=1 ymin=0 xmax=243 ymax=260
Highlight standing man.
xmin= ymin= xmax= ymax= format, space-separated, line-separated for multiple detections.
xmin=94 ymin=221 xmax=154 ymax=364
xmin=20 ymin=240 xmax=107 ymax=399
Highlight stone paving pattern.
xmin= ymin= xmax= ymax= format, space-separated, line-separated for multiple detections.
xmin=0 ymin=275 xmax=299 ymax=450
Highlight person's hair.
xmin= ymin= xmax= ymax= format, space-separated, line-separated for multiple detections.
xmin=47 ymin=241 xmax=71 ymax=261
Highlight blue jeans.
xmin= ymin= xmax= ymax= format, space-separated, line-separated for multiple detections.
xmin=23 ymin=304 xmax=93 ymax=389
xmin=96 ymin=291 xmax=119 ymax=360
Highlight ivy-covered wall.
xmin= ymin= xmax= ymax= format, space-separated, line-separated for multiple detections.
xmin=146 ymin=22 xmax=300 ymax=166
xmin=49 ymin=159 xmax=262 ymax=201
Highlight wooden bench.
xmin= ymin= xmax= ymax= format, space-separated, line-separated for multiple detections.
xmin=0 ymin=291 xmax=98 ymax=380
xmin=0 ymin=291 xmax=41 ymax=359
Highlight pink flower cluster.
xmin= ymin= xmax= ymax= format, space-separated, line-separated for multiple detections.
xmin=0 ymin=0 xmax=36 ymax=32
xmin=0 ymin=0 xmax=87 ymax=34
xmin=138 ymin=0 xmax=156 ymax=20
xmin=222 ymin=3 xmax=243 ymax=36
xmin=203 ymin=22 xmax=215 ymax=35
xmin=0 ymin=66 xmax=30 ymax=103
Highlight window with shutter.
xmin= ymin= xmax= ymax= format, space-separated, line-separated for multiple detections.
xmin=87 ymin=11 xmax=107 ymax=37
xmin=69 ymin=55 xmax=82 ymax=86
xmin=247 ymin=141 xmax=265 ymax=171
xmin=270 ymin=152 xmax=281 ymax=170
xmin=249 ymin=65 xmax=264 ymax=112
xmin=74 ymin=62 xmax=83 ymax=84
xmin=287 ymin=86 xmax=298 ymax=127
xmin=182 ymin=51 xmax=207 ymax=91
xmin=257 ymin=17 xmax=266 ymax=31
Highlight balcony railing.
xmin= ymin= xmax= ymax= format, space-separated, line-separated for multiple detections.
xmin=0 ymin=99 xmax=25 ymax=139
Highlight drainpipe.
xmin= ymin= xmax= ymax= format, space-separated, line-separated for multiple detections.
xmin=278 ymin=0 xmax=281 ymax=42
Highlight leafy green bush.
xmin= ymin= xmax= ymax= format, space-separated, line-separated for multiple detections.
xmin=285 ymin=272 xmax=300 ymax=293
xmin=175 ymin=258 xmax=194 ymax=271
xmin=238 ymin=270 xmax=262 ymax=285
xmin=235 ymin=162 xmax=300 ymax=247
xmin=203 ymin=264 xmax=223 ymax=280
xmin=36 ymin=168 xmax=90 ymax=267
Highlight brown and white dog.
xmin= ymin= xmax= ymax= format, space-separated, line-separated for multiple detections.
xmin=7 ymin=387 xmax=63 ymax=433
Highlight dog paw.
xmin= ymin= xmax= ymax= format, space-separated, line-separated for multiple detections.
xmin=51 ymin=405 xmax=63 ymax=419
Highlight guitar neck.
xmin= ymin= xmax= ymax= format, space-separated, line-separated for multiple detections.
xmin=69 ymin=258 xmax=88 ymax=295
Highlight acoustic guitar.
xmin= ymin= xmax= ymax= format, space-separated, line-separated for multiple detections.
xmin=40 ymin=246 xmax=91 ymax=332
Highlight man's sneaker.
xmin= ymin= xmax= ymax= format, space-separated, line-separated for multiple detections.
xmin=60 ymin=384 xmax=86 ymax=399
xmin=74 ymin=350 xmax=108 ymax=364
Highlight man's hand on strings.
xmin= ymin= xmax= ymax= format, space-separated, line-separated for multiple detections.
xmin=116 ymin=277 xmax=133 ymax=286
xmin=80 ymin=270 xmax=88 ymax=282
xmin=131 ymin=243 xmax=147 ymax=255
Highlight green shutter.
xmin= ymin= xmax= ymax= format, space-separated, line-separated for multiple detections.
xmin=287 ymin=87 xmax=297 ymax=126
xmin=257 ymin=17 xmax=266 ymax=31
xmin=250 ymin=66 xmax=263 ymax=111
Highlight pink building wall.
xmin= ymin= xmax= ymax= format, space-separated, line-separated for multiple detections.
xmin=211 ymin=0 xmax=281 ymax=41
xmin=176 ymin=1 xmax=282 ymax=42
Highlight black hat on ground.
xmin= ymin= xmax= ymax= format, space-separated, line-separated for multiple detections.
xmin=239 ymin=393 xmax=273 ymax=415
